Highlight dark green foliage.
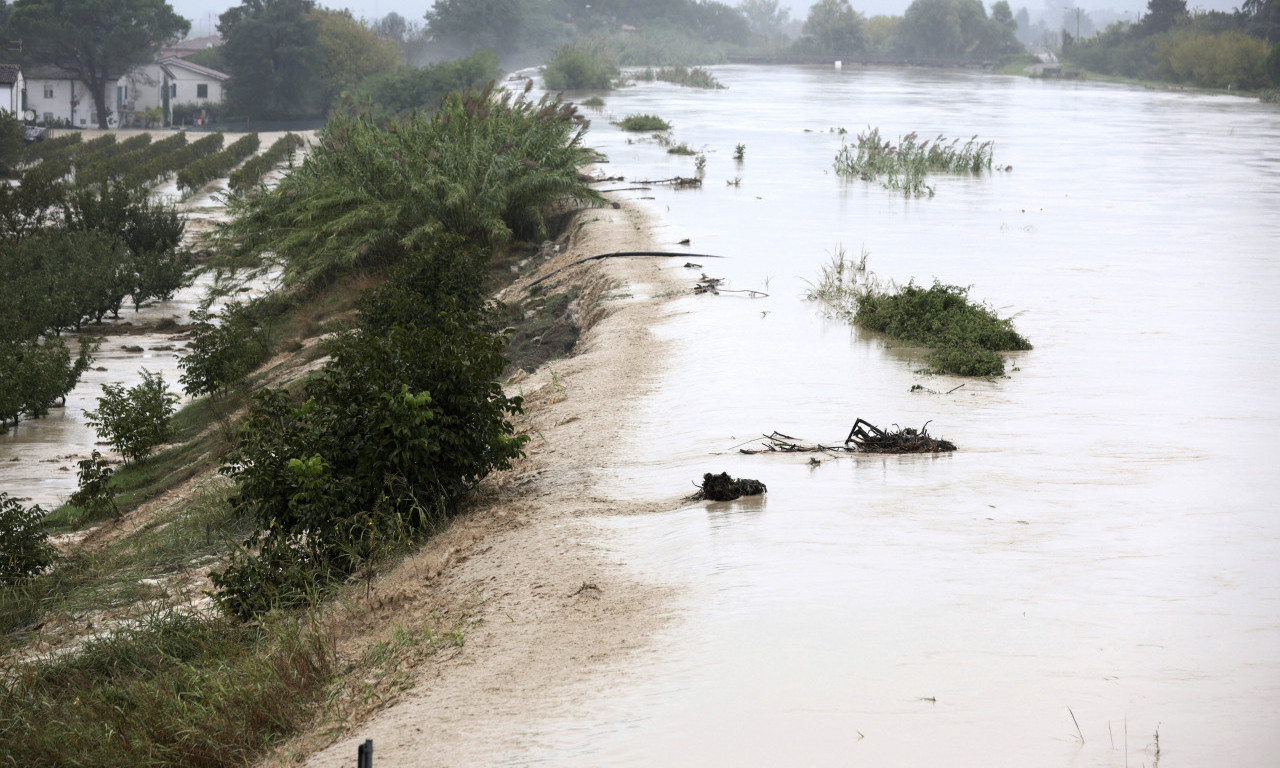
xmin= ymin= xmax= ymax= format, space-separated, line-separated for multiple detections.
xmin=798 ymin=0 xmax=868 ymax=56
xmin=213 ymin=316 xmax=527 ymax=618
xmin=0 ymin=610 xmax=333 ymax=767
xmin=85 ymin=370 xmax=180 ymax=464
xmin=0 ymin=111 xmax=26 ymax=175
xmin=69 ymin=450 xmax=119 ymax=520
xmin=16 ymin=132 xmax=82 ymax=166
xmin=1269 ymin=42 xmax=1280 ymax=83
xmin=357 ymin=233 xmax=492 ymax=334
xmin=218 ymin=0 xmax=325 ymax=120
xmin=179 ymin=301 xmax=273 ymax=397
xmin=543 ymin=39 xmax=620 ymax=90
xmin=652 ymin=65 xmax=725 ymax=89
xmin=219 ymin=83 xmax=603 ymax=288
xmin=76 ymin=132 xmax=185 ymax=187
xmin=855 ymin=282 xmax=1031 ymax=376
xmin=346 ymin=50 xmax=500 ymax=117
xmin=177 ymin=133 xmax=261 ymax=194
xmin=616 ymin=113 xmax=671 ymax=131
xmin=228 ymin=133 xmax=305 ymax=192
xmin=0 ymin=492 xmax=54 ymax=582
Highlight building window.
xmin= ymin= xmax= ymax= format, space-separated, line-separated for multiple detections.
xmin=44 ymin=86 xmax=53 ymax=99
xmin=196 ymin=84 xmax=208 ymax=99
xmin=171 ymin=83 xmax=177 ymax=98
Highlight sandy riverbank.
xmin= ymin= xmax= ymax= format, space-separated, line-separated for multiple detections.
xmin=264 ymin=200 xmax=692 ymax=767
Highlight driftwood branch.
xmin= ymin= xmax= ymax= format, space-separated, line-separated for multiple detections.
xmin=526 ymin=251 xmax=725 ymax=289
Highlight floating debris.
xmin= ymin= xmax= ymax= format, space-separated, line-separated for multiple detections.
xmin=737 ymin=418 xmax=956 ymax=456
xmin=690 ymin=472 xmax=767 ymax=501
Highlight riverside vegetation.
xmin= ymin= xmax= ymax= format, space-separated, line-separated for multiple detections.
xmin=834 ymin=127 xmax=996 ymax=197
xmin=807 ymin=247 xmax=1030 ymax=376
xmin=1 ymin=81 xmax=604 ymax=766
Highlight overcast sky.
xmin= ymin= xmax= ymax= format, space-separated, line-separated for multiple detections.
xmin=174 ymin=0 xmax=1248 ymax=39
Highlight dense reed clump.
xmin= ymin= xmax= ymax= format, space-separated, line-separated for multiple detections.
xmin=218 ymin=81 xmax=604 ymax=288
xmin=0 ymin=610 xmax=333 ymax=768
xmin=834 ymin=127 xmax=994 ymax=197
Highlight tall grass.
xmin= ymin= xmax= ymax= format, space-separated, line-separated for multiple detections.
xmin=653 ymin=65 xmax=725 ymax=89
xmin=0 ymin=610 xmax=333 ymax=768
xmin=834 ymin=127 xmax=994 ymax=198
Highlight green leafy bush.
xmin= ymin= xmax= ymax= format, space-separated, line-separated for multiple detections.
xmin=85 ymin=370 xmax=180 ymax=464
xmin=543 ymin=39 xmax=620 ymax=90
xmin=179 ymin=301 xmax=273 ymax=398
xmin=855 ymin=282 xmax=1031 ymax=376
xmin=69 ymin=450 xmax=119 ymax=520
xmin=0 ymin=491 xmax=54 ymax=582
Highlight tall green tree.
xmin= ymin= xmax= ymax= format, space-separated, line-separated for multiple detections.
xmin=10 ymin=0 xmax=189 ymax=129
xmin=738 ymin=0 xmax=790 ymax=42
xmin=1136 ymin=0 xmax=1188 ymax=37
xmin=801 ymin=0 xmax=868 ymax=55
xmin=424 ymin=0 xmax=523 ymax=54
xmin=218 ymin=0 xmax=324 ymax=120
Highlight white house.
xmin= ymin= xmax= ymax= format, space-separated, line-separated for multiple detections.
xmin=0 ymin=64 xmax=24 ymax=116
xmin=24 ymin=56 xmax=229 ymax=127
xmin=119 ymin=57 xmax=229 ymax=125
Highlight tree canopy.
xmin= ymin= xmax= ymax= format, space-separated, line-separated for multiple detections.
xmin=800 ymin=0 xmax=868 ymax=55
xmin=218 ymin=0 xmax=324 ymax=120
xmin=10 ymin=0 xmax=189 ymax=129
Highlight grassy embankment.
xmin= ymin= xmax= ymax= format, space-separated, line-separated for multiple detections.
xmin=2 ymin=84 xmax=607 ymax=767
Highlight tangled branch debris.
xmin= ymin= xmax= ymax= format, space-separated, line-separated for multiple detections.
xmin=737 ymin=418 xmax=956 ymax=455
xmin=689 ymin=472 xmax=767 ymax=501
xmin=694 ymin=274 xmax=768 ymax=297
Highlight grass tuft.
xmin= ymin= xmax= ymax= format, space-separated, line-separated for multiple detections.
xmin=834 ymin=127 xmax=994 ymax=197
xmin=615 ymin=113 xmax=671 ymax=132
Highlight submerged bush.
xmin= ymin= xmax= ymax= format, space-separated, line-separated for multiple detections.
xmin=855 ymin=282 xmax=1031 ymax=376
xmin=616 ymin=113 xmax=671 ymax=131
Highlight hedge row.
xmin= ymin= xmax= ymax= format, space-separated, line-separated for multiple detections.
xmin=228 ymin=133 xmax=305 ymax=193
xmin=17 ymin=132 xmax=82 ymax=166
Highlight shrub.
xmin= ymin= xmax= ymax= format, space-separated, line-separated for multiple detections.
xmin=85 ymin=370 xmax=180 ymax=463
xmin=1155 ymin=29 xmax=1269 ymax=89
xmin=854 ymin=282 xmax=1030 ymax=376
xmin=177 ymin=133 xmax=260 ymax=194
xmin=228 ymin=133 xmax=305 ymax=193
xmin=0 ymin=492 xmax=54 ymax=582
xmin=68 ymin=450 xmax=119 ymax=519
xmin=543 ymin=39 xmax=619 ymax=90
xmin=179 ymin=301 xmax=273 ymax=398
xmin=616 ymin=113 xmax=671 ymax=131
xmin=1268 ymin=43 xmax=1280 ymax=85
xmin=346 ymin=50 xmax=500 ymax=116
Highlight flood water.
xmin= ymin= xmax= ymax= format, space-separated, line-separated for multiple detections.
xmin=524 ymin=67 xmax=1280 ymax=766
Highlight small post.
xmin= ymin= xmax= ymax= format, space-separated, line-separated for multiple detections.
xmin=357 ymin=738 xmax=373 ymax=768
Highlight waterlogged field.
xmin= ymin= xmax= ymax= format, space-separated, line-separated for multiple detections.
xmin=525 ymin=66 xmax=1280 ymax=766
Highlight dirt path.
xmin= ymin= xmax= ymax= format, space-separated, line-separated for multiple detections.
xmin=290 ymin=202 xmax=691 ymax=767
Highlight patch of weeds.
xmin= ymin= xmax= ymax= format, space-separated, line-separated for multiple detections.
xmin=579 ymin=95 xmax=605 ymax=107
xmin=498 ymin=288 xmax=581 ymax=374
xmin=0 ymin=609 xmax=333 ymax=768
xmin=834 ymin=127 xmax=994 ymax=198
xmin=653 ymin=65 xmax=725 ymax=89
xmin=667 ymin=142 xmax=696 ymax=156
xmin=615 ymin=113 xmax=671 ymax=132
xmin=733 ymin=143 xmax=745 ymax=160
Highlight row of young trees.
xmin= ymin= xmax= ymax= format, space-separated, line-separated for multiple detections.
xmin=0 ymin=139 xmax=189 ymax=431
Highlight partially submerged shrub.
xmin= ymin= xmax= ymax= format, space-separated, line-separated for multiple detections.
xmin=68 ymin=450 xmax=119 ymax=520
xmin=654 ymin=65 xmax=725 ymax=89
xmin=615 ymin=113 xmax=671 ymax=131
xmin=855 ymin=282 xmax=1031 ymax=376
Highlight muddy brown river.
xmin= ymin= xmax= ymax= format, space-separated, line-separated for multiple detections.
xmin=514 ymin=66 xmax=1279 ymax=766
